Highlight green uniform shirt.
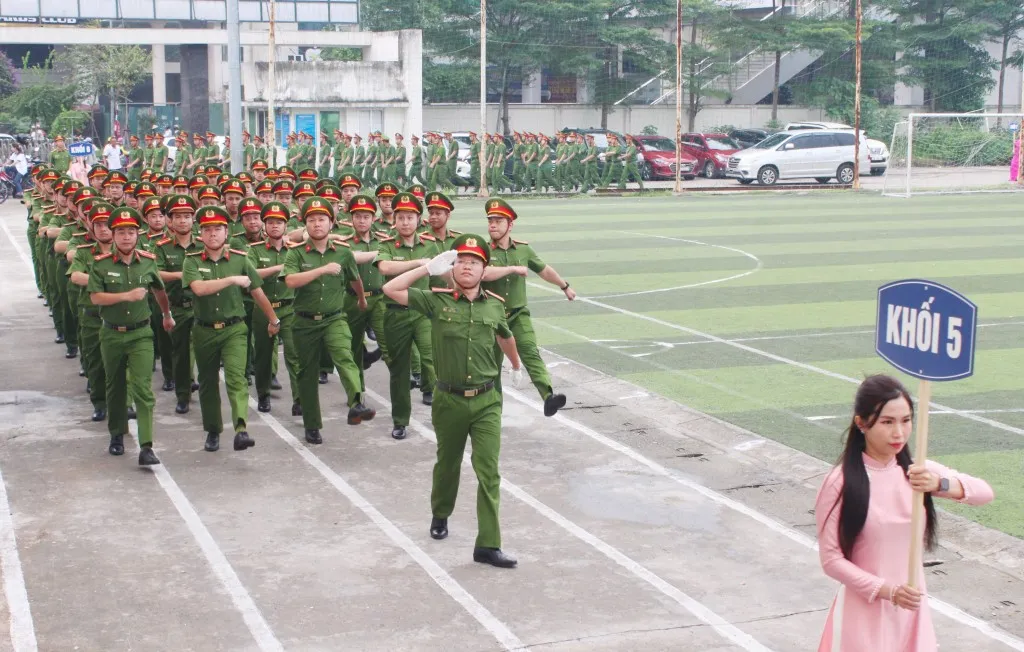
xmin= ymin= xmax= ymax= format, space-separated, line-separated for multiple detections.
xmin=155 ymin=235 xmax=203 ymax=307
xmin=153 ymin=145 xmax=169 ymax=171
xmin=282 ymin=241 xmax=360 ymax=315
xmin=139 ymin=230 xmax=168 ymax=253
xmin=246 ymin=240 xmax=295 ymax=304
xmin=374 ymin=233 xmax=436 ymax=304
xmin=407 ymin=287 xmax=512 ymax=386
xmin=481 ymin=239 xmax=546 ymax=309
xmin=181 ymin=248 xmax=263 ymax=323
xmin=68 ymin=243 xmax=107 ymax=309
xmin=244 ymin=143 xmax=255 ymax=169
xmin=49 ymin=150 xmax=71 ymax=174
xmin=344 ymin=233 xmax=389 ymax=291
xmin=86 ymin=249 xmax=165 ymax=325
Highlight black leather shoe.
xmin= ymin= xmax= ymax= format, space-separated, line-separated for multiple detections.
xmin=362 ymin=347 xmax=382 ymax=369
xmin=175 ymin=401 xmax=189 ymax=414
xmin=304 ymin=429 xmax=322 ymax=445
xmin=291 ymin=402 xmax=302 ymax=416
xmin=37 ymin=292 xmax=43 ymax=299
xmin=422 ymin=392 xmax=433 ymax=406
xmin=78 ymin=367 xmax=86 ymax=377
xmin=318 ymin=371 xmax=328 ymax=385
xmin=366 ymin=327 xmax=377 ymax=342
xmin=257 ymin=395 xmax=271 ymax=413
xmin=138 ymin=445 xmax=160 ymax=466
xmin=204 ymin=432 xmax=220 ymax=452
xmin=473 ymin=547 xmax=518 ymax=569
xmin=270 ymin=375 xmax=282 ymax=390
xmin=91 ymin=408 xmax=106 ymax=422
xmin=65 ymin=346 xmax=78 ymax=359
xmin=347 ymin=402 xmax=376 ymax=425
xmin=127 ymin=407 xmax=137 ymax=420
xmin=410 ymin=373 xmax=422 ymax=389
xmin=544 ymin=393 xmax=567 ymax=417
xmin=430 ymin=517 xmax=448 ymax=540
xmin=391 ymin=425 xmax=406 ymax=440
xmin=191 ymin=381 xmax=199 ymax=392
xmin=162 ymin=380 xmax=175 ymax=392
xmin=54 ymin=334 xmax=65 ymax=344
xmin=233 ymin=431 xmax=255 ymax=450
xmin=108 ymin=434 xmax=124 ymax=456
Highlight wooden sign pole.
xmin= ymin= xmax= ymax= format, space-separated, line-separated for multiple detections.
xmin=906 ymin=379 xmax=932 ymax=589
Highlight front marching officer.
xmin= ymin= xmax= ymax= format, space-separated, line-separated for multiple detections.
xmin=383 ymin=234 xmax=525 ymax=569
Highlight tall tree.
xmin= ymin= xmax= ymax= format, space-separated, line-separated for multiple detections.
xmin=987 ymin=0 xmax=1024 ymax=118
xmin=681 ymin=0 xmax=733 ymax=130
xmin=0 ymin=50 xmax=17 ymax=101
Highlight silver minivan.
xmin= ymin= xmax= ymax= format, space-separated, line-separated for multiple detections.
xmin=725 ymin=130 xmax=873 ymax=185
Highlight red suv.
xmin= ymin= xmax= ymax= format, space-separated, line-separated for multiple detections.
xmin=680 ymin=133 xmax=743 ymax=179
xmin=633 ymin=135 xmax=697 ymax=180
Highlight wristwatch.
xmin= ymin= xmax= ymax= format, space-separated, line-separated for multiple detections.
xmin=561 ymin=281 xmax=570 ymax=290
xmin=271 ymin=319 xmax=281 ymax=327
xmin=938 ymin=477 xmax=949 ymax=493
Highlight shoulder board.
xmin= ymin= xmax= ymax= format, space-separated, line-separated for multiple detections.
xmin=512 ymin=239 xmax=529 ymax=245
xmin=448 ymin=230 xmax=462 ymax=236
xmin=147 ymin=232 xmax=163 ymax=239
xmin=335 ymin=240 xmax=351 ymax=248
xmin=43 ymin=205 xmax=56 ymax=213
xmin=338 ymin=220 xmax=353 ymax=227
xmin=285 ymin=241 xmax=305 ymax=249
xmin=229 ymin=248 xmax=248 ymax=256
xmin=73 ymin=231 xmax=88 ymax=237
xmin=375 ymin=235 xmax=394 ymax=242
xmin=337 ymin=234 xmax=353 ymax=241
xmin=93 ymin=252 xmax=113 ymax=261
xmin=248 ymin=240 xmax=266 ymax=247
xmin=419 ymin=233 xmax=436 ymax=241
xmin=373 ymin=231 xmax=391 ymax=238
xmin=185 ymin=251 xmax=204 ymax=256
xmin=156 ymin=237 xmax=172 ymax=246
xmin=431 ymin=287 xmax=455 ymax=293
xmin=484 ymin=290 xmax=506 ymax=303
xmin=137 ymin=250 xmax=157 ymax=260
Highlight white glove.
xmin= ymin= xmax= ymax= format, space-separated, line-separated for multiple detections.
xmin=510 ymin=366 xmax=525 ymax=389
xmin=426 ymin=249 xmax=458 ymax=276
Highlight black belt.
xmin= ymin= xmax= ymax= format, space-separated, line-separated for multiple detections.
xmin=195 ymin=316 xmax=243 ymax=330
xmin=506 ymin=306 xmax=525 ymax=319
xmin=435 ymin=380 xmax=495 ymax=398
xmin=173 ymin=300 xmax=193 ymax=309
xmin=346 ymin=288 xmax=383 ymax=297
xmin=103 ymin=319 xmax=150 ymax=333
xmin=296 ymin=308 xmax=342 ymax=321
xmin=386 ymin=303 xmax=408 ymax=311
xmin=269 ymin=299 xmax=294 ymax=309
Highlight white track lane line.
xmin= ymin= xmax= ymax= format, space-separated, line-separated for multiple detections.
xmin=247 ymin=396 xmax=528 ymax=652
xmin=500 ymin=385 xmax=1024 ymax=651
xmin=361 ymin=389 xmax=773 ymax=652
xmin=0 ymin=461 xmax=37 ymax=652
xmin=2 ymin=214 xmax=283 ymax=652
xmin=525 ymin=279 xmax=1024 ymax=438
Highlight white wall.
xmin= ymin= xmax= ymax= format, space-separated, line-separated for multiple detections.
xmin=423 ymin=104 xmax=830 ymax=134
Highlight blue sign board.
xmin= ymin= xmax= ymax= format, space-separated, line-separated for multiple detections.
xmin=875 ymin=279 xmax=977 ymax=381
xmin=295 ymin=114 xmax=316 ymax=141
xmin=68 ymin=142 xmax=94 ymax=157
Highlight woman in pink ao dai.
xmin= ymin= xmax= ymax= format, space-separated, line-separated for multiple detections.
xmin=816 ymin=375 xmax=994 ymax=651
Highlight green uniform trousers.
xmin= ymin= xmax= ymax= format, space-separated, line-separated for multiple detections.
xmin=430 ymin=388 xmax=503 ymax=549
xmin=294 ymin=314 xmax=363 ymax=430
xmin=27 ymin=221 xmax=42 ymax=293
xmin=407 ymin=162 xmax=424 ymax=185
xmin=57 ymin=259 xmax=77 ymax=348
xmin=493 ymin=308 xmax=551 ymax=400
xmin=168 ymin=310 xmax=195 ymax=405
xmin=383 ymin=306 xmax=435 ymax=426
xmin=344 ymin=294 xmax=386 ymax=391
xmin=193 ymin=320 xmax=249 ymax=435
xmin=100 ymin=325 xmax=155 ymax=445
xmin=46 ymin=252 xmax=65 ymax=336
xmin=80 ymin=312 xmax=105 ymax=410
xmin=150 ymin=296 xmax=172 ymax=383
xmin=253 ymin=308 xmax=299 ymax=403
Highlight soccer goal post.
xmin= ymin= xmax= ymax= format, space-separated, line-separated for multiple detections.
xmin=880 ymin=113 xmax=1024 ymax=197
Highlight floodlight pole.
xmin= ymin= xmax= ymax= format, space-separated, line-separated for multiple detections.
xmin=852 ymin=0 xmax=862 ymax=189
xmin=267 ymin=0 xmax=277 ymax=166
xmin=227 ymin=0 xmax=243 ymax=171
xmin=479 ymin=0 xmax=489 ymax=198
xmin=674 ymin=0 xmax=682 ymax=195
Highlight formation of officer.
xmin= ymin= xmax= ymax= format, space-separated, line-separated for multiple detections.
xmin=20 ymin=145 xmax=576 ymax=566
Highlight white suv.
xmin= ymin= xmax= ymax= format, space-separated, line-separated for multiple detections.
xmin=725 ymin=130 xmax=873 ymax=185
xmin=785 ymin=121 xmax=889 ymax=175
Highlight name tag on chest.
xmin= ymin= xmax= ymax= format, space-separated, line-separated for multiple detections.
xmin=106 ymin=271 xmax=121 ymax=278
xmin=197 ymin=267 xmax=211 ymax=273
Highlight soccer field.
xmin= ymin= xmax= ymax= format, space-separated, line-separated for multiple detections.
xmin=484 ymin=191 xmax=1024 ymax=538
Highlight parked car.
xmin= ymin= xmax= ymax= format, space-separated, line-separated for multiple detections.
xmin=632 ymin=134 xmax=696 ymax=180
xmin=679 ymin=133 xmax=743 ymax=179
xmin=784 ymin=121 xmax=888 ymax=175
xmin=724 ymin=129 xmax=873 ymax=185
xmin=729 ymin=128 xmax=771 ymax=149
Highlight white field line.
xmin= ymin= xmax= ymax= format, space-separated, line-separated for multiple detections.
xmin=524 ymin=280 xmax=1024 ymax=438
xmin=0 ymin=461 xmax=37 ymax=652
xmin=125 ymin=424 xmax=285 ymax=652
xmin=362 ymin=388 xmax=774 ymax=652
xmin=498 ymin=385 xmax=1024 ymax=651
xmin=248 ymin=396 xmax=528 ymax=652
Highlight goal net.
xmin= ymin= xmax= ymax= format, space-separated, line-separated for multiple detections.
xmin=881 ymin=113 xmax=1024 ymax=197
